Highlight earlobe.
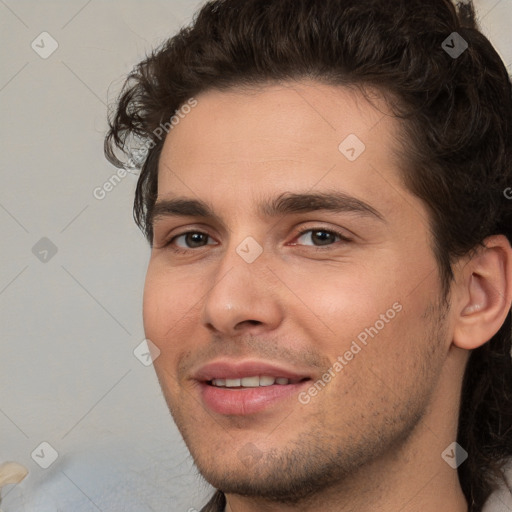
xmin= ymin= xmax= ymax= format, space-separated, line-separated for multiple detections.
xmin=453 ymin=235 xmax=512 ymax=351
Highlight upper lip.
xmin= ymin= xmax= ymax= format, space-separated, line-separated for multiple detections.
xmin=193 ymin=360 xmax=312 ymax=382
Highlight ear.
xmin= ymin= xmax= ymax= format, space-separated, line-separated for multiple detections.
xmin=452 ymin=235 xmax=512 ymax=350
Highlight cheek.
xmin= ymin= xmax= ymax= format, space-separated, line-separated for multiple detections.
xmin=142 ymin=262 xmax=199 ymax=349
xmin=283 ymin=252 xmax=438 ymax=369
xmin=143 ymin=264 xmax=201 ymax=396
xmin=277 ymin=261 xmax=405 ymax=345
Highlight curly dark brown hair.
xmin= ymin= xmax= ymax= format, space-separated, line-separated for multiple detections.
xmin=104 ymin=0 xmax=512 ymax=510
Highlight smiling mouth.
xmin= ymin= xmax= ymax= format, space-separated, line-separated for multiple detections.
xmin=207 ymin=376 xmax=310 ymax=388
xmin=199 ymin=372 xmax=312 ymax=415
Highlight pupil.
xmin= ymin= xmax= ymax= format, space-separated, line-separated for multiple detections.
xmin=314 ymin=231 xmax=333 ymax=245
xmin=188 ymin=233 xmax=206 ymax=247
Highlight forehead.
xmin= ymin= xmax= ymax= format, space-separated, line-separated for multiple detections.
xmin=160 ymin=81 xmax=395 ymax=161
xmin=156 ymin=81 xmax=408 ymax=217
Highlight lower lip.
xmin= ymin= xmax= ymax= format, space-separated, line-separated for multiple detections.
xmin=199 ymin=381 xmax=310 ymax=415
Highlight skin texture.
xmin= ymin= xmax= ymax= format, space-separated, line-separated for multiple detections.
xmin=142 ymin=81 xmax=512 ymax=511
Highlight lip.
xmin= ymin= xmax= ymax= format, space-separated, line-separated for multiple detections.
xmin=194 ymin=359 xmax=312 ymax=381
xmin=194 ymin=359 xmax=312 ymax=416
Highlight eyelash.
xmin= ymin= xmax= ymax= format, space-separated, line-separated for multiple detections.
xmin=163 ymin=227 xmax=352 ymax=255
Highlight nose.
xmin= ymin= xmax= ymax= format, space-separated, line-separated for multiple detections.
xmin=201 ymin=243 xmax=284 ymax=337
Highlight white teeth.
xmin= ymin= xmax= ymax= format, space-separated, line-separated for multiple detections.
xmin=258 ymin=376 xmax=276 ymax=386
xmin=240 ymin=376 xmax=260 ymax=387
xmin=211 ymin=376 xmax=294 ymax=387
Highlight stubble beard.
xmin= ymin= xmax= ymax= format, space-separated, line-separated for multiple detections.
xmin=160 ymin=299 xmax=449 ymax=506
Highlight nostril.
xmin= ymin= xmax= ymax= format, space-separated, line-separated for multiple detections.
xmin=236 ymin=320 xmax=262 ymax=329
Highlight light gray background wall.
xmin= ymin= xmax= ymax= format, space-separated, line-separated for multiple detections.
xmin=0 ymin=1 xmax=511 ymax=511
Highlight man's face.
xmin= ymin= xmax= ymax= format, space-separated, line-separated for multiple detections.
xmin=143 ymin=81 xmax=452 ymax=500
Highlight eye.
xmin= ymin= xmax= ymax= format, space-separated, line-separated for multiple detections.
xmin=161 ymin=227 xmax=350 ymax=254
xmin=170 ymin=231 xmax=217 ymax=251
xmin=293 ymin=228 xmax=350 ymax=247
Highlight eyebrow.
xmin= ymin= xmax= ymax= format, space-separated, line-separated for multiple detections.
xmin=150 ymin=191 xmax=384 ymax=226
